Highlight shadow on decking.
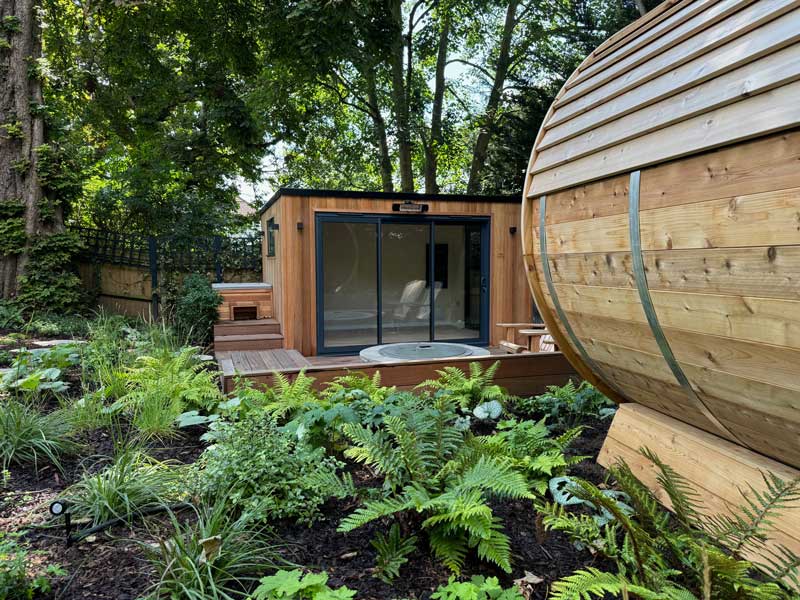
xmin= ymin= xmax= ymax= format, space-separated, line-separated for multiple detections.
xmin=215 ymin=348 xmax=578 ymax=396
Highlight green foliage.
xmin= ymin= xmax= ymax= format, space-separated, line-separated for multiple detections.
xmin=24 ymin=313 xmax=90 ymax=337
xmin=515 ymin=381 xmax=616 ymax=430
xmin=197 ymin=412 xmax=349 ymax=525
xmin=0 ymin=399 xmax=77 ymax=472
xmin=1 ymin=120 xmax=23 ymax=139
xmin=1 ymin=15 xmax=21 ymax=34
xmin=417 ymin=361 xmax=504 ymax=410
xmin=0 ymin=533 xmax=64 ymax=600
xmin=110 ymin=346 xmax=222 ymax=440
xmin=146 ymin=499 xmax=286 ymax=600
xmin=371 ymin=523 xmax=417 ymax=583
xmin=542 ymin=449 xmax=800 ymax=599
xmin=0 ymin=301 xmax=23 ymax=329
xmin=1 ymin=343 xmax=81 ymax=396
xmin=471 ymin=418 xmax=583 ymax=495
xmin=263 ymin=370 xmax=317 ymax=421
xmin=250 ymin=569 xmax=357 ymax=599
xmin=15 ymin=231 xmax=84 ymax=315
xmin=337 ymin=394 xmax=553 ymax=574
xmin=65 ymin=447 xmax=182 ymax=526
xmin=431 ymin=575 xmax=524 ymax=600
xmin=0 ymin=217 xmax=26 ymax=255
xmin=174 ymin=274 xmax=222 ymax=347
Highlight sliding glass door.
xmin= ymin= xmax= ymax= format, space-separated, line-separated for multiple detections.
xmin=316 ymin=214 xmax=489 ymax=354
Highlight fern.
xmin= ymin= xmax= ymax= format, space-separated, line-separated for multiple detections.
xmin=417 ymin=361 xmax=504 ymax=410
xmin=263 ymin=369 xmax=317 ymax=421
xmin=545 ymin=450 xmax=800 ymax=599
xmin=640 ymin=447 xmax=703 ymax=530
xmin=370 ymin=523 xmax=417 ymax=583
xmin=323 ymin=371 xmax=396 ymax=404
xmin=703 ymin=471 xmax=800 ymax=560
xmin=549 ymin=568 xmax=691 ymax=600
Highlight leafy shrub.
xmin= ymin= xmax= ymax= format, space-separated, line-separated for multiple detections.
xmin=0 ymin=400 xmax=77 ymax=472
xmin=0 ymin=533 xmax=64 ymax=599
xmin=515 ymin=380 xmax=615 ymax=430
xmin=146 ymin=500 xmax=285 ymax=600
xmin=65 ymin=448 xmax=182 ymax=526
xmin=251 ymin=569 xmax=356 ymax=599
xmin=543 ymin=449 xmax=800 ymax=599
xmin=1 ymin=343 xmax=82 ymax=396
xmin=417 ymin=361 xmax=504 ymax=410
xmin=24 ymin=313 xmax=90 ymax=337
xmin=431 ymin=575 xmax=524 ymax=600
xmin=338 ymin=395 xmax=552 ymax=574
xmin=198 ymin=412 xmax=350 ymax=525
xmin=281 ymin=374 xmax=410 ymax=450
xmin=174 ymin=274 xmax=222 ymax=347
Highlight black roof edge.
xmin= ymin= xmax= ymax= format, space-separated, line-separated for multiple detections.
xmin=258 ymin=187 xmax=520 ymax=215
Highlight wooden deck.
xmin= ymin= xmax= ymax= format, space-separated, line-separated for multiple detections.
xmin=215 ymin=348 xmax=578 ymax=396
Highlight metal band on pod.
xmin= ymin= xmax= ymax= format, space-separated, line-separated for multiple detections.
xmin=538 ymin=195 xmax=620 ymax=393
xmin=627 ymin=170 xmax=746 ymax=445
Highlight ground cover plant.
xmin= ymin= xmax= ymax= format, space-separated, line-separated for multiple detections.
xmin=1 ymin=315 xmax=797 ymax=600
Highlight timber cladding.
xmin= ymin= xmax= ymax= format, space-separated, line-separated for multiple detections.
xmin=522 ymin=0 xmax=800 ymax=472
xmin=259 ymin=190 xmax=533 ymax=356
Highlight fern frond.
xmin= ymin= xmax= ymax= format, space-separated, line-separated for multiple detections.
xmin=456 ymin=456 xmax=534 ymax=500
xmin=338 ymin=493 xmax=413 ymax=532
xmin=703 ymin=472 xmax=800 ymax=559
xmin=549 ymin=568 xmax=671 ymax=600
xmin=428 ymin=526 xmax=468 ymax=575
xmin=640 ymin=447 xmax=703 ymax=530
xmin=474 ymin=517 xmax=512 ymax=573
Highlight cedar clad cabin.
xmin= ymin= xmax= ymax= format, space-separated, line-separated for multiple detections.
xmin=522 ymin=0 xmax=800 ymax=560
xmin=258 ymin=189 xmax=533 ymax=357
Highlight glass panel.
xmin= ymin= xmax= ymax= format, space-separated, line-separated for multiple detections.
xmin=381 ymin=223 xmax=431 ymax=343
xmin=321 ymin=221 xmax=378 ymax=348
xmin=434 ymin=223 xmax=482 ymax=340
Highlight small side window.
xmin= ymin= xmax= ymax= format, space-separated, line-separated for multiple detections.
xmin=267 ymin=218 xmax=276 ymax=257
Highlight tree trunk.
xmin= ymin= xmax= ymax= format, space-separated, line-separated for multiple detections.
xmin=0 ymin=0 xmax=50 ymax=299
xmin=634 ymin=0 xmax=648 ymax=17
xmin=365 ymin=69 xmax=394 ymax=192
xmin=389 ymin=0 xmax=414 ymax=192
xmin=466 ymin=0 xmax=519 ymax=194
xmin=424 ymin=11 xmax=450 ymax=194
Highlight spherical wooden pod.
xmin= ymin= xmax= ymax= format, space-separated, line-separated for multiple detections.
xmin=521 ymin=0 xmax=800 ymax=470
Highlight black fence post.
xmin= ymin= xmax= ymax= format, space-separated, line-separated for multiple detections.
xmin=148 ymin=237 xmax=159 ymax=319
xmin=213 ymin=235 xmax=223 ymax=283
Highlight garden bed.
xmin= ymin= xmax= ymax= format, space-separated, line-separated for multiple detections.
xmin=2 ymin=418 xmax=612 ymax=600
xmin=2 ymin=315 xmax=796 ymax=600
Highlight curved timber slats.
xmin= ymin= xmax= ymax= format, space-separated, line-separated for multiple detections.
xmin=522 ymin=0 xmax=800 ymax=469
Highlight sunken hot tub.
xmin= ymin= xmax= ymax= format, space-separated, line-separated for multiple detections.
xmin=359 ymin=342 xmax=491 ymax=363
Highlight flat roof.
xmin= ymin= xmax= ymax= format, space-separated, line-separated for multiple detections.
xmin=259 ymin=187 xmax=520 ymax=215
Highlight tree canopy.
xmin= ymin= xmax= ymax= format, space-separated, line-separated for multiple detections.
xmin=1 ymin=0 xmax=661 ymax=308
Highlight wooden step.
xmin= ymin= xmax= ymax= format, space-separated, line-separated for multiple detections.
xmin=213 ymin=332 xmax=284 ymax=351
xmin=214 ymin=319 xmax=280 ymax=337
